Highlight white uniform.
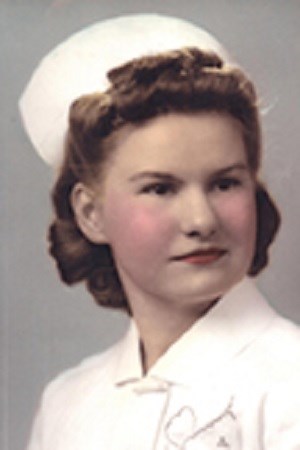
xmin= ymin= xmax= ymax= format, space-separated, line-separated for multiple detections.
xmin=27 ymin=278 xmax=300 ymax=449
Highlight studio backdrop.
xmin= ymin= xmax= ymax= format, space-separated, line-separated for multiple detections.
xmin=1 ymin=2 xmax=300 ymax=450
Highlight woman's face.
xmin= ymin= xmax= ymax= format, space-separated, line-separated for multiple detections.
xmin=92 ymin=112 xmax=257 ymax=312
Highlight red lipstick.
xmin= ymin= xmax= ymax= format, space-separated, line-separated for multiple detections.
xmin=172 ymin=249 xmax=226 ymax=265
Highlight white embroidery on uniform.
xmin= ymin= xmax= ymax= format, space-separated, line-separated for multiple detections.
xmin=164 ymin=397 xmax=241 ymax=449
xmin=164 ymin=406 xmax=197 ymax=447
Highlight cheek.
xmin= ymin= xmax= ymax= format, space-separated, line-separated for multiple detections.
xmin=103 ymin=191 xmax=174 ymax=260
xmin=217 ymin=192 xmax=257 ymax=242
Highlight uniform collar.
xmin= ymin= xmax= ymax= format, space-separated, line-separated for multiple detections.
xmin=113 ymin=278 xmax=276 ymax=387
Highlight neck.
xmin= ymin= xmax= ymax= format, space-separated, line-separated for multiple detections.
xmin=127 ymin=291 xmax=217 ymax=374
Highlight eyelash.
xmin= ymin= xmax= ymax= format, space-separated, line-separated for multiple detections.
xmin=139 ymin=182 xmax=177 ymax=196
xmin=212 ymin=177 xmax=242 ymax=191
xmin=138 ymin=177 xmax=243 ymax=197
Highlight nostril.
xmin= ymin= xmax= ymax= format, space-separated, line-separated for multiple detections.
xmin=185 ymin=227 xmax=216 ymax=240
xmin=186 ymin=230 xmax=202 ymax=238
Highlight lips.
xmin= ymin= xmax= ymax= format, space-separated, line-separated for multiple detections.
xmin=172 ymin=248 xmax=227 ymax=265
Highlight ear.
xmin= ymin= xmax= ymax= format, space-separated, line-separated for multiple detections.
xmin=71 ymin=182 xmax=109 ymax=244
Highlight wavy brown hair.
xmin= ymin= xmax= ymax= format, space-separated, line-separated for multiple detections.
xmin=48 ymin=48 xmax=280 ymax=314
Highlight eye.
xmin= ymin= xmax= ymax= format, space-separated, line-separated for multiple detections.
xmin=139 ymin=182 xmax=177 ymax=196
xmin=213 ymin=177 xmax=242 ymax=192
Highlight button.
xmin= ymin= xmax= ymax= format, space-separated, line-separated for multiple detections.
xmin=133 ymin=376 xmax=170 ymax=394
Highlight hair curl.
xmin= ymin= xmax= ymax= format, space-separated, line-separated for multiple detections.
xmin=48 ymin=48 xmax=280 ymax=314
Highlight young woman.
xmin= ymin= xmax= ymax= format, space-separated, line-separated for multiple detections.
xmin=20 ymin=14 xmax=300 ymax=450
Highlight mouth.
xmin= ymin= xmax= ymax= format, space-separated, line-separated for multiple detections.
xmin=171 ymin=248 xmax=227 ymax=265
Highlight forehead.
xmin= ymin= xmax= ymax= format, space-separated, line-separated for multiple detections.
xmin=105 ymin=112 xmax=247 ymax=176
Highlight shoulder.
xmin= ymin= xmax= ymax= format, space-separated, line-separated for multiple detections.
xmin=262 ymin=378 xmax=300 ymax=448
xmin=241 ymin=311 xmax=300 ymax=385
xmin=267 ymin=311 xmax=300 ymax=339
xmin=41 ymin=338 xmax=123 ymax=410
xmin=258 ymin=314 xmax=300 ymax=365
xmin=226 ymin=281 xmax=300 ymax=386
xmin=26 ymin=337 xmax=131 ymax=448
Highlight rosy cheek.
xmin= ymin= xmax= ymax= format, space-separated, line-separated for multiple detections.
xmin=103 ymin=190 xmax=174 ymax=256
xmin=217 ymin=193 xmax=256 ymax=239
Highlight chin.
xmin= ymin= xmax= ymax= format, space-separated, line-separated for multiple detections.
xmin=170 ymin=268 xmax=247 ymax=305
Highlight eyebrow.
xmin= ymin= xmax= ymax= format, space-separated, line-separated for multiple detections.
xmin=129 ymin=172 xmax=178 ymax=183
xmin=128 ymin=163 xmax=249 ymax=183
xmin=213 ymin=163 xmax=249 ymax=176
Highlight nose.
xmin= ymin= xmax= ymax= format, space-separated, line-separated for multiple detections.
xmin=178 ymin=187 xmax=218 ymax=240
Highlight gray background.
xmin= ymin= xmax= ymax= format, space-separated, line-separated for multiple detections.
xmin=1 ymin=1 xmax=300 ymax=449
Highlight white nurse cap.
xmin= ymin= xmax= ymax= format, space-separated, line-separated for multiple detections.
xmin=19 ymin=14 xmax=230 ymax=167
